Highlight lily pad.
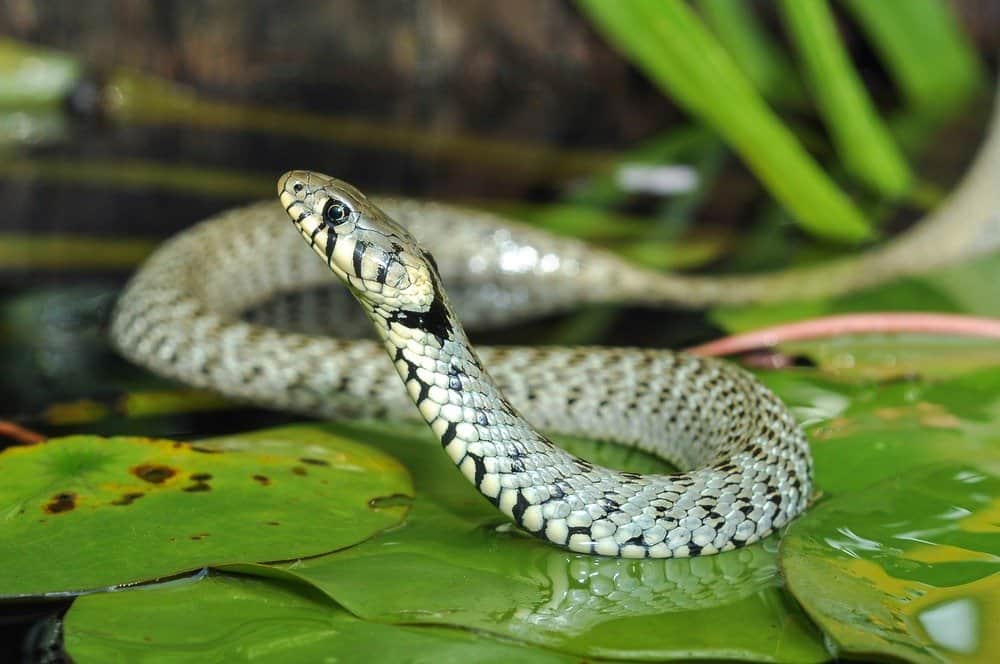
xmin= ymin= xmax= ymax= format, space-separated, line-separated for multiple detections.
xmin=226 ymin=421 xmax=827 ymax=663
xmin=759 ymin=368 xmax=1000 ymax=497
xmin=0 ymin=428 xmax=411 ymax=597
xmin=64 ymin=573 xmax=576 ymax=663
xmin=780 ymin=463 xmax=1000 ymax=663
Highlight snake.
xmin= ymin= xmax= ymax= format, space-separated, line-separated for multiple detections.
xmin=109 ymin=89 xmax=999 ymax=559
xmin=112 ymin=167 xmax=816 ymax=559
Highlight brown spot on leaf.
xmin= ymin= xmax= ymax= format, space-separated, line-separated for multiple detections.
xmin=133 ymin=464 xmax=176 ymax=484
xmin=299 ymin=457 xmax=330 ymax=466
xmin=44 ymin=492 xmax=76 ymax=514
xmin=189 ymin=533 xmax=210 ymax=540
xmin=292 ymin=466 xmax=307 ymax=476
xmin=252 ymin=474 xmax=271 ymax=486
xmin=182 ymin=471 xmax=213 ymax=492
xmin=266 ymin=521 xmax=280 ymax=526
xmin=111 ymin=492 xmax=145 ymax=506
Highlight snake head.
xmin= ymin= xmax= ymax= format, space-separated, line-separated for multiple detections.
xmin=278 ymin=170 xmax=441 ymax=316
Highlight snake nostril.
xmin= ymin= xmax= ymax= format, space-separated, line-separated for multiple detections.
xmin=292 ymin=182 xmax=305 ymax=193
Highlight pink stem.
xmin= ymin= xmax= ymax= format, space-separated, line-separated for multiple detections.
xmin=687 ymin=312 xmax=1000 ymax=357
xmin=0 ymin=420 xmax=46 ymax=445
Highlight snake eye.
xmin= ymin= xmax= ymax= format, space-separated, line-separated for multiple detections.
xmin=322 ymin=200 xmax=350 ymax=225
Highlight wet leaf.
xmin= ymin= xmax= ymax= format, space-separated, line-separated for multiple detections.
xmin=224 ymin=421 xmax=827 ymax=663
xmin=0 ymin=427 xmax=411 ymax=597
xmin=64 ymin=573 xmax=575 ymax=664
xmin=769 ymin=367 xmax=1000 ymax=662
xmin=762 ymin=367 xmax=1000 ymax=495
xmin=780 ymin=464 xmax=1000 ymax=663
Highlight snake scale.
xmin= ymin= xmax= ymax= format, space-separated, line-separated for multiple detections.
xmin=110 ymin=93 xmax=999 ymax=558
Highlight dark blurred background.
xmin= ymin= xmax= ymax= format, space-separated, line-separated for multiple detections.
xmin=0 ymin=1 xmax=994 ymax=234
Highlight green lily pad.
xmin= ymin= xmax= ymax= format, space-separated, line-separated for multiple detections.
xmin=64 ymin=573 xmax=576 ymax=663
xmin=224 ymin=421 xmax=827 ymax=662
xmin=761 ymin=367 xmax=1000 ymax=495
xmin=0 ymin=427 xmax=411 ymax=597
xmin=780 ymin=463 xmax=1000 ymax=663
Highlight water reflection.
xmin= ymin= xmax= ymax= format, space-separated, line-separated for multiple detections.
xmin=825 ymin=527 xmax=888 ymax=557
xmin=512 ymin=543 xmax=778 ymax=634
xmin=918 ymin=598 xmax=979 ymax=656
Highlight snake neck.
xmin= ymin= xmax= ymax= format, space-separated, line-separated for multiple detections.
xmin=366 ymin=288 xmax=577 ymax=531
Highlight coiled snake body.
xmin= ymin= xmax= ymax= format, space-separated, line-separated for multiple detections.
xmin=111 ymin=171 xmax=813 ymax=558
xmin=109 ymin=98 xmax=1000 ymax=557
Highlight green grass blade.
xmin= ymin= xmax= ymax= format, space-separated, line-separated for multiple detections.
xmin=844 ymin=0 xmax=986 ymax=121
xmin=778 ymin=0 xmax=913 ymax=198
xmin=696 ymin=0 xmax=806 ymax=105
xmin=576 ymin=0 xmax=873 ymax=242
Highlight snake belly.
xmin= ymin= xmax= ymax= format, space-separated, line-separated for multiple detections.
xmin=110 ymin=172 xmax=813 ymax=558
